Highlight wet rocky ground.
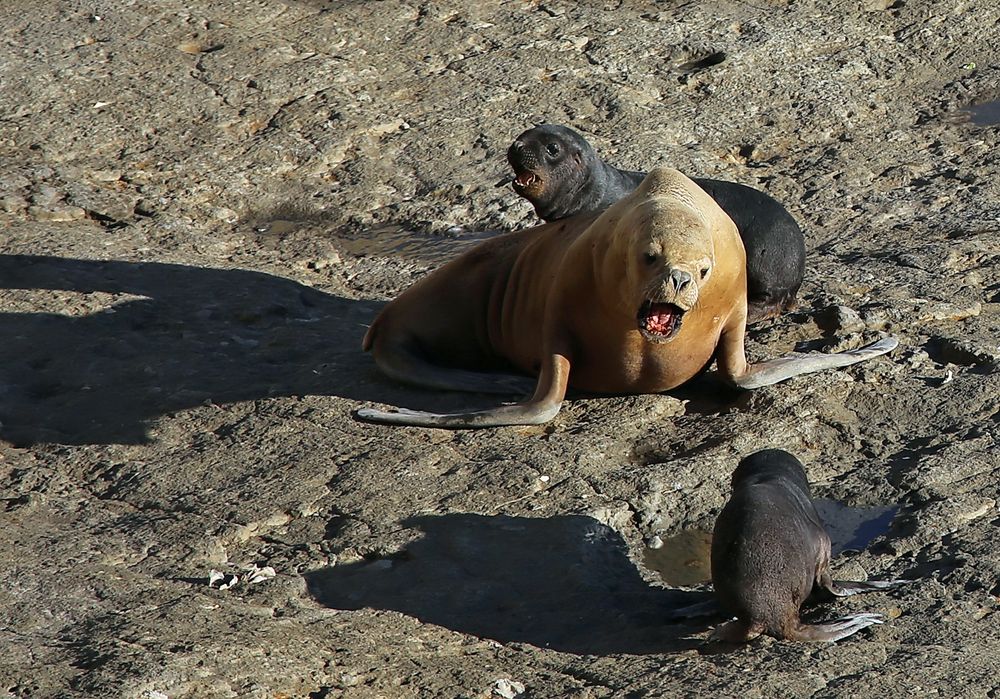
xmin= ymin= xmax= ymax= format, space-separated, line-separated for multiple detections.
xmin=1 ymin=0 xmax=999 ymax=697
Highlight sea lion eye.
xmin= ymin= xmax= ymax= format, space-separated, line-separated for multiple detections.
xmin=699 ymin=266 xmax=710 ymax=279
xmin=643 ymin=252 xmax=659 ymax=265
xmin=545 ymin=142 xmax=561 ymax=156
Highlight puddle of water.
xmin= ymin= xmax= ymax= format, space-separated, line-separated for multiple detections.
xmin=643 ymin=529 xmax=713 ymax=587
xmin=263 ymin=219 xmax=302 ymax=235
xmin=813 ymin=498 xmax=899 ymax=555
xmin=643 ymin=500 xmax=898 ymax=586
xmin=959 ymin=100 xmax=1000 ymax=126
xmin=336 ymin=225 xmax=499 ymax=264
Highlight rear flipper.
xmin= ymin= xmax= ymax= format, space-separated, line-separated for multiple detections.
xmin=784 ymin=613 xmax=884 ymax=642
xmin=709 ymin=612 xmax=884 ymax=643
xmin=356 ymin=352 xmax=572 ymax=428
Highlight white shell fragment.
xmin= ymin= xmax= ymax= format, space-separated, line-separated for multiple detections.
xmin=208 ymin=569 xmax=240 ymax=590
xmin=493 ymin=679 xmax=526 ymax=699
xmin=246 ymin=564 xmax=277 ymax=585
xmin=208 ymin=564 xmax=276 ymax=590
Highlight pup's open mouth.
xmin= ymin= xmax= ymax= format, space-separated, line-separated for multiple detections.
xmin=511 ymin=169 xmax=542 ymax=194
xmin=637 ymin=301 xmax=684 ymax=342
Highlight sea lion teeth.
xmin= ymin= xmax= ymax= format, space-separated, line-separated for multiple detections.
xmin=638 ymin=301 xmax=683 ymax=340
xmin=514 ymin=172 xmax=537 ymax=188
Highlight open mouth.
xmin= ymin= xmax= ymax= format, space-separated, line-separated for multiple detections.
xmin=511 ymin=170 xmax=542 ymax=193
xmin=637 ymin=301 xmax=685 ymax=342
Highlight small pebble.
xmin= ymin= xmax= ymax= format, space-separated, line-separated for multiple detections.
xmin=28 ymin=205 xmax=87 ymax=222
xmin=214 ymin=207 xmax=238 ymax=222
xmin=30 ymin=184 xmax=62 ymax=207
xmin=817 ymin=304 xmax=865 ymax=333
xmin=493 ymin=679 xmax=526 ymax=699
xmin=178 ymin=40 xmax=206 ymax=54
xmin=89 ymin=169 xmax=122 ymax=182
xmin=2 ymin=195 xmax=27 ymax=212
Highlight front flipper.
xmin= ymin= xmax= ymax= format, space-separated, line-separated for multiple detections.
xmin=708 ymin=618 xmax=761 ymax=643
xmin=355 ymin=353 xmax=571 ymax=428
xmin=719 ymin=334 xmax=899 ymax=390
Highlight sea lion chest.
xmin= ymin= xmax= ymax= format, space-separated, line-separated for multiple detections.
xmin=558 ymin=294 xmax=729 ymax=393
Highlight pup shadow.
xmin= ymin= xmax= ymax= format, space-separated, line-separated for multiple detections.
xmin=304 ymin=513 xmax=709 ymax=655
xmin=0 ymin=254 xmax=403 ymax=445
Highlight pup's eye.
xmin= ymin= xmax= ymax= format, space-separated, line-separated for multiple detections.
xmin=700 ymin=266 xmax=710 ymax=279
xmin=644 ymin=252 xmax=659 ymax=265
xmin=545 ymin=143 xmax=561 ymax=156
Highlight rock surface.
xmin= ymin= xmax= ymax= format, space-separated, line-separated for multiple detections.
xmin=1 ymin=0 xmax=999 ymax=697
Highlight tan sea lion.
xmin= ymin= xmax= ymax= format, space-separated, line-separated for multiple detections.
xmin=356 ymin=168 xmax=896 ymax=428
xmin=711 ymin=449 xmax=905 ymax=643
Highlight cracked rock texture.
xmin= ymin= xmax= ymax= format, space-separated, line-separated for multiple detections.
xmin=1 ymin=0 xmax=999 ymax=697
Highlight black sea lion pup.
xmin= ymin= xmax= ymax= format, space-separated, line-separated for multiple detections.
xmin=506 ymin=124 xmax=806 ymax=322
xmin=356 ymin=168 xmax=897 ymax=429
xmin=710 ymin=449 xmax=905 ymax=643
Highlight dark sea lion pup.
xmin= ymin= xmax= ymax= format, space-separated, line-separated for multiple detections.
xmin=506 ymin=124 xmax=806 ymax=323
xmin=710 ymin=449 xmax=905 ymax=643
xmin=356 ymin=169 xmax=896 ymax=429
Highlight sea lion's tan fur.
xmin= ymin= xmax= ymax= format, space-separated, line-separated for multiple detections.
xmin=358 ymin=168 xmax=896 ymax=428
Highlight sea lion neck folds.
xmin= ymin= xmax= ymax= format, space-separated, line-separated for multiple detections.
xmin=356 ymin=168 xmax=897 ymax=429
xmin=604 ymin=191 xmax=716 ymax=342
xmin=710 ymin=449 xmax=906 ymax=643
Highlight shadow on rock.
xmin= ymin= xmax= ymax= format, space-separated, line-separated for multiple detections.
xmin=0 ymin=254 xmax=396 ymax=445
xmin=305 ymin=513 xmax=708 ymax=655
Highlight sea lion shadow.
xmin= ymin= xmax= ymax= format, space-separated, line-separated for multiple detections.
xmin=0 ymin=254 xmax=406 ymax=445
xmin=304 ymin=513 xmax=710 ymax=655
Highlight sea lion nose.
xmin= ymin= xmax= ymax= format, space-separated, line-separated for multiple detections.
xmin=668 ymin=269 xmax=693 ymax=293
xmin=508 ymin=141 xmax=527 ymax=165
